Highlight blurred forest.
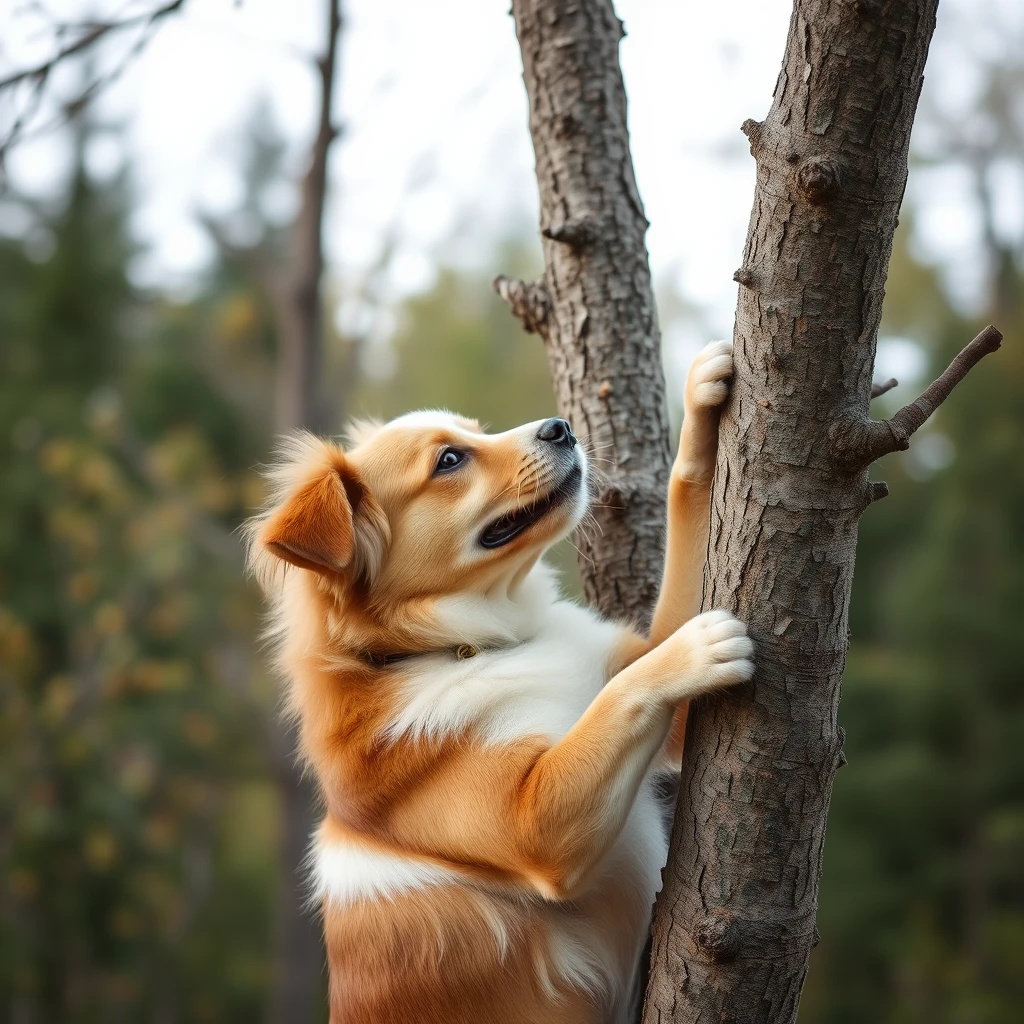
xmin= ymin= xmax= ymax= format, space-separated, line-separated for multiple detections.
xmin=2 ymin=16 xmax=1024 ymax=1024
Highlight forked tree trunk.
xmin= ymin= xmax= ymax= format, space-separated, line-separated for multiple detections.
xmin=502 ymin=1 xmax=1002 ymax=1021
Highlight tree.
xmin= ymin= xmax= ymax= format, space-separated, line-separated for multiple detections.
xmin=498 ymin=0 xmax=672 ymax=628
xmin=497 ymin=1 xmax=1002 ymax=1021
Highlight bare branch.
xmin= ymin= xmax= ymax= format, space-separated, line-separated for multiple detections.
xmin=493 ymin=274 xmax=551 ymax=336
xmin=835 ymin=325 xmax=1002 ymax=467
xmin=0 ymin=0 xmax=188 ymax=163
xmin=0 ymin=0 xmax=186 ymax=91
xmin=870 ymin=376 xmax=898 ymax=399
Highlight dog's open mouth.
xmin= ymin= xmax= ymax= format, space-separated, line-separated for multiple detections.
xmin=479 ymin=465 xmax=582 ymax=549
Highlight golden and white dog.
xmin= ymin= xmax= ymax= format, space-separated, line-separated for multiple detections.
xmin=246 ymin=340 xmax=753 ymax=1024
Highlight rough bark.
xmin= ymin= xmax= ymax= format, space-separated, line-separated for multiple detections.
xmin=641 ymin=3 xmax=999 ymax=1022
xmin=502 ymin=0 xmax=671 ymax=627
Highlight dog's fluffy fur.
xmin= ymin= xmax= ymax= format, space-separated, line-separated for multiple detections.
xmin=245 ymin=341 xmax=753 ymax=1024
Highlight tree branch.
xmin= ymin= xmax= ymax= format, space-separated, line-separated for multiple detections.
xmin=0 ymin=0 xmax=188 ymax=160
xmin=0 ymin=1 xmax=186 ymax=91
xmin=492 ymin=274 xmax=551 ymax=336
xmin=835 ymin=325 xmax=1002 ymax=467
xmin=870 ymin=377 xmax=898 ymax=399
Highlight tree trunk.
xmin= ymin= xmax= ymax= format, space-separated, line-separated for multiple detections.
xmin=267 ymin=724 xmax=324 ymax=1024
xmin=501 ymin=0 xmax=671 ymax=628
xmin=268 ymin=3 xmax=342 ymax=1021
xmin=502 ymin=1 xmax=1001 ymax=1021
xmin=275 ymin=0 xmax=341 ymax=437
xmin=640 ymin=3 xmax=1002 ymax=1022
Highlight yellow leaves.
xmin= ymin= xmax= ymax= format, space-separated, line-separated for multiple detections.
xmin=49 ymin=506 xmax=100 ymax=556
xmin=41 ymin=439 xmax=127 ymax=508
xmin=143 ymin=814 xmax=178 ymax=851
xmin=0 ymin=607 xmax=34 ymax=666
xmin=129 ymin=659 xmax=189 ymax=695
xmin=125 ymin=503 xmax=185 ymax=555
xmin=215 ymin=293 xmax=259 ymax=346
xmin=85 ymin=829 xmax=119 ymax=871
xmin=42 ymin=676 xmax=76 ymax=725
xmin=67 ymin=570 xmax=99 ymax=603
xmin=75 ymin=453 xmax=125 ymax=506
xmin=182 ymin=712 xmax=218 ymax=749
xmin=40 ymin=438 xmax=75 ymax=475
xmin=148 ymin=428 xmax=217 ymax=491
xmin=94 ymin=602 xmax=126 ymax=637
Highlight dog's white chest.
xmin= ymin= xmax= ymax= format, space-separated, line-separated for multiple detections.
xmin=384 ymin=600 xmax=625 ymax=746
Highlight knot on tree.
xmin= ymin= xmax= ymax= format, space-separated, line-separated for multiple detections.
xmin=552 ymin=112 xmax=579 ymax=140
xmin=733 ymin=267 xmax=755 ymax=288
xmin=492 ymin=275 xmax=551 ymax=336
xmin=797 ymin=155 xmax=841 ymax=204
xmin=740 ymin=118 xmax=767 ymax=157
xmin=542 ymin=216 xmax=599 ymax=251
xmin=695 ymin=909 xmax=741 ymax=963
xmin=851 ymin=0 xmax=885 ymax=18
xmin=864 ymin=480 xmax=889 ymax=508
xmin=836 ymin=725 xmax=849 ymax=768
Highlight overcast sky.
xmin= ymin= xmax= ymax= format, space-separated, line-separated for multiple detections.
xmin=1 ymin=0 xmax=1017 ymax=387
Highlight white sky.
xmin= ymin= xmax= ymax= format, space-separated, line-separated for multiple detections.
xmin=0 ymin=0 xmax=1017 ymax=387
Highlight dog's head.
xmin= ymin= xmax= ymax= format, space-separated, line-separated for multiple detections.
xmin=246 ymin=411 xmax=588 ymax=650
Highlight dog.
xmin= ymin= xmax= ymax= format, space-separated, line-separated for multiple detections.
xmin=245 ymin=339 xmax=753 ymax=1023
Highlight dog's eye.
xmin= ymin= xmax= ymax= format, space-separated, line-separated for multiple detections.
xmin=434 ymin=447 xmax=465 ymax=474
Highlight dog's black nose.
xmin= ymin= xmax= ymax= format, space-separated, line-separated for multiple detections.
xmin=536 ymin=417 xmax=576 ymax=448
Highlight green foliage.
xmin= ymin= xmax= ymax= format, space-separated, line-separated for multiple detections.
xmin=801 ymin=221 xmax=1024 ymax=1023
xmin=0 ymin=133 xmax=275 ymax=1022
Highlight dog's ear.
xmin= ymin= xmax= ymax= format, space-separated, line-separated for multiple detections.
xmin=248 ymin=434 xmax=390 ymax=586
xmin=261 ymin=464 xmax=362 ymax=574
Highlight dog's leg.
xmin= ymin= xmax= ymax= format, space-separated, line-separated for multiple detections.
xmin=643 ymin=341 xmax=734 ymax=761
xmin=649 ymin=340 xmax=734 ymax=646
xmin=516 ymin=610 xmax=752 ymax=898
xmin=358 ymin=614 xmax=751 ymax=904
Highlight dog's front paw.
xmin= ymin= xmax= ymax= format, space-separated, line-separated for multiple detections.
xmin=663 ymin=609 xmax=754 ymax=700
xmin=684 ymin=340 xmax=734 ymax=415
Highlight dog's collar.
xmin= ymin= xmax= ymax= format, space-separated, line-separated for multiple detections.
xmin=358 ymin=643 xmax=480 ymax=670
